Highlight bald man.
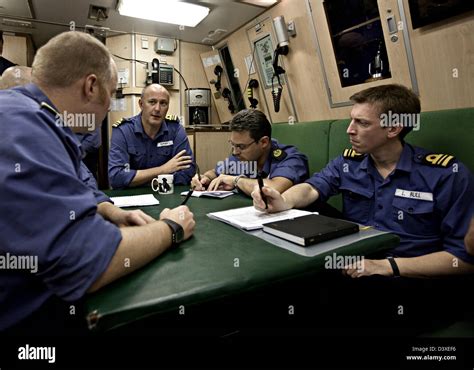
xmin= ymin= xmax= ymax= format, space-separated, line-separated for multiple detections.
xmin=0 ymin=66 xmax=31 ymax=89
xmin=108 ymin=83 xmax=195 ymax=188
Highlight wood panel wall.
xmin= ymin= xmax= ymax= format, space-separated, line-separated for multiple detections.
xmin=208 ymin=0 xmax=473 ymax=124
xmin=2 ymin=34 xmax=28 ymax=66
xmin=402 ymin=1 xmax=474 ymax=110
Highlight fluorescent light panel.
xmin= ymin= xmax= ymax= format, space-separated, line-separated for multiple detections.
xmin=238 ymin=0 xmax=278 ymax=7
xmin=117 ymin=0 xmax=209 ymax=27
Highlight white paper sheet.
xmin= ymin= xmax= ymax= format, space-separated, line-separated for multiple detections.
xmin=207 ymin=206 xmax=312 ymax=230
xmin=110 ymin=194 xmax=160 ymax=208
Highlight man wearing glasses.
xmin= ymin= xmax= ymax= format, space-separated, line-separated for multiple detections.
xmin=191 ymin=109 xmax=309 ymax=196
xmin=109 ymin=83 xmax=195 ymax=189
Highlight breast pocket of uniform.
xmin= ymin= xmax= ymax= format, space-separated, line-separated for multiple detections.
xmin=392 ymin=197 xmax=437 ymax=236
xmin=155 ymin=146 xmax=172 ymax=159
xmin=340 ymin=186 xmax=374 ymax=224
xmin=127 ymin=146 xmax=147 ymax=167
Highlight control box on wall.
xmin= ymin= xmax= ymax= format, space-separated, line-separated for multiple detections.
xmin=154 ymin=38 xmax=175 ymax=55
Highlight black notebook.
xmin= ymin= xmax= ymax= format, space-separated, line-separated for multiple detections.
xmin=262 ymin=214 xmax=359 ymax=247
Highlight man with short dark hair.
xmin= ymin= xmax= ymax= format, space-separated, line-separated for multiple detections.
xmin=191 ymin=109 xmax=309 ymax=196
xmin=253 ymin=84 xmax=474 ymax=278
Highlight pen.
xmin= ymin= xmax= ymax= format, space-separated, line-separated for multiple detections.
xmin=181 ymin=188 xmax=194 ymax=205
xmin=257 ymin=172 xmax=267 ymax=209
xmin=196 ymin=164 xmax=202 ymax=182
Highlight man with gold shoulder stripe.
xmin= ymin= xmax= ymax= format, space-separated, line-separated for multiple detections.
xmin=0 ymin=32 xmax=195 ymax=334
xmin=191 ymin=109 xmax=309 ymax=196
xmin=253 ymin=84 xmax=474 ymax=279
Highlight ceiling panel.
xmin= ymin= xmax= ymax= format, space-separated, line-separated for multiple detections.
xmin=0 ymin=0 xmax=275 ymax=48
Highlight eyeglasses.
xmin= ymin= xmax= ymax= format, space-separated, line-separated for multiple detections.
xmin=228 ymin=139 xmax=257 ymax=151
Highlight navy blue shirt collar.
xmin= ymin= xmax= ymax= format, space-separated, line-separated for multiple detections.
xmin=134 ymin=114 xmax=169 ymax=141
xmin=360 ymin=142 xmax=414 ymax=174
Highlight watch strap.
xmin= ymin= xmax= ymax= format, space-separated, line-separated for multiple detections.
xmin=233 ymin=174 xmax=246 ymax=189
xmin=161 ymin=218 xmax=183 ymax=247
xmin=387 ymin=256 xmax=400 ymax=278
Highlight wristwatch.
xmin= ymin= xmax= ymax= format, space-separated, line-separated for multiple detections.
xmin=233 ymin=174 xmax=246 ymax=189
xmin=387 ymin=256 xmax=400 ymax=278
xmin=161 ymin=218 xmax=184 ymax=247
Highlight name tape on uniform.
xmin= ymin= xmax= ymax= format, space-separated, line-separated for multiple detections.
xmin=395 ymin=189 xmax=433 ymax=202
xmin=157 ymin=140 xmax=174 ymax=147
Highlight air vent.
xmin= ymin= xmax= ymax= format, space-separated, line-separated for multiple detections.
xmin=2 ymin=18 xmax=33 ymax=28
xmin=88 ymin=5 xmax=109 ymax=21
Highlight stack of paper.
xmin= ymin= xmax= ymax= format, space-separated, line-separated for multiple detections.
xmin=207 ymin=206 xmax=312 ymax=230
xmin=110 ymin=194 xmax=160 ymax=208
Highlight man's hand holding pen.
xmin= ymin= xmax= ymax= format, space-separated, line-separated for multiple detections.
xmin=191 ymin=164 xmax=211 ymax=191
xmin=257 ymin=172 xmax=267 ymax=209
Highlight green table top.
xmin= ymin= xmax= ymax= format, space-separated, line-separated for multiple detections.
xmin=85 ymin=186 xmax=399 ymax=331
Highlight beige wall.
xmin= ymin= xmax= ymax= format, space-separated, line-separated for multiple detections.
xmin=403 ymin=1 xmax=474 ymax=111
xmin=180 ymin=41 xmax=219 ymax=125
xmin=208 ymin=0 xmax=473 ymax=124
xmin=106 ymin=34 xmax=213 ymax=145
xmin=2 ymin=34 xmax=28 ymax=66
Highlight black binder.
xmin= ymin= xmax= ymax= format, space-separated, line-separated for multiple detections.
xmin=262 ymin=214 xmax=359 ymax=247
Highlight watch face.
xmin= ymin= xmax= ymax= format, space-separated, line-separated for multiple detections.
xmin=165 ymin=219 xmax=184 ymax=246
xmin=175 ymin=226 xmax=184 ymax=243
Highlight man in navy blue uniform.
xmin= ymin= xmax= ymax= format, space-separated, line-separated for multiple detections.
xmin=253 ymin=84 xmax=474 ymax=278
xmin=108 ymin=83 xmax=194 ymax=189
xmin=0 ymin=31 xmax=195 ymax=334
xmin=191 ymin=109 xmax=309 ymax=196
xmin=76 ymin=128 xmax=101 ymax=176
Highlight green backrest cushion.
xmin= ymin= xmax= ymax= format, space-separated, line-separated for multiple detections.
xmin=272 ymin=120 xmax=332 ymax=175
xmin=327 ymin=119 xmax=352 ymax=210
xmin=405 ymin=108 xmax=474 ymax=172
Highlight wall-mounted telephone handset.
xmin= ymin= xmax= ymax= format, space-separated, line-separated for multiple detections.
xmin=150 ymin=58 xmax=160 ymax=84
xmin=210 ymin=65 xmax=223 ymax=98
xmin=222 ymin=88 xmax=235 ymax=113
xmin=271 ymin=48 xmax=285 ymax=113
xmin=271 ymin=15 xmax=290 ymax=113
xmin=147 ymin=58 xmax=174 ymax=86
xmin=247 ymin=79 xmax=259 ymax=109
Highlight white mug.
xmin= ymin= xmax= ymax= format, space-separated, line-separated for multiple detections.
xmin=151 ymin=174 xmax=174 ymax=194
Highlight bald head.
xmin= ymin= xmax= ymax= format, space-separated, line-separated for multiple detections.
xmin=0 ymin=66 xmax=32 ymax=89
xmin=141 ymin=84 xmax=170 ymax=100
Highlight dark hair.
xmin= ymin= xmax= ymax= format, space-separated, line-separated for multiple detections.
xmin=229 ymin=109 xmax=271 ymax=141
xmin=349 ymin=84 xmax=421 ymax=140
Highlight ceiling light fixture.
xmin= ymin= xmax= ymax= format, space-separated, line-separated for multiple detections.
xmin=117 ymin=0 xmax=210 ymax=28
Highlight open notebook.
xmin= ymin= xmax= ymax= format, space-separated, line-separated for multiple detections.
xmin=207 ymin=206 xmax=312 ymax=231
xmin=180 ymin=190 xmax=234 ymax=199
